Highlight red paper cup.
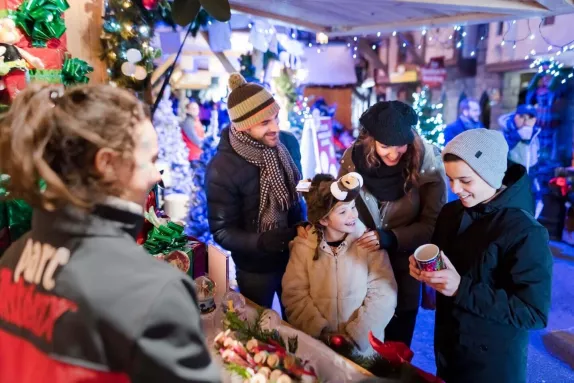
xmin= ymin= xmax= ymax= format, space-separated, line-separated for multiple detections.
xmin=414 ymin=244 xmax=445 ymax=272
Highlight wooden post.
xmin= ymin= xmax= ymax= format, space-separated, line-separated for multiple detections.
xmin=66 ymin=0 xmax=107 ymax=84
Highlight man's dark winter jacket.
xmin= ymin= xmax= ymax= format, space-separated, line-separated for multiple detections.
xmin=206 ymin=128 xmax=303 ymax=274
xmin=0 ymin=203 xmax=221 ymax=383
xmin=431 ymin=164 xmax=553 ymax=383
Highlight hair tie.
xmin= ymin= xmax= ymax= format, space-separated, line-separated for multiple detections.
xmin=49 ymin=90 xmax=62 ymax=105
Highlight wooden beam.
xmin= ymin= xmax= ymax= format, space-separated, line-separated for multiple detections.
xmin=200 ymin=31 xmax=237 ymax=74
xmin=357 ymin=39 xmax=388 ymax=72
xmin=151 ymin=54 xmax=175 ymax=85
xmin=328 ymin=12 xmax=516 ymax=37
xmin=397 ymin=32 xmax=426 ymax=66
xmin=230 ymin=4 xmax=327 ymax=32
xmin=392 ymin=0 xmax=549 ymax=13
xmin=532 ymin=0 xmax=574 ymax=13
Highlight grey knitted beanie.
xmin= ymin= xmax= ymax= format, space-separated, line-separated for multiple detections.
xmin=442 ymin=129 xmax=509 ymax=189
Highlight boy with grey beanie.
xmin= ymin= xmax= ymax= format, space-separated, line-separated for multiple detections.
xmin=409 ymin=128 xmax=552 ymax=382
xmin=443 ymin=128 xmax=509 ymax=190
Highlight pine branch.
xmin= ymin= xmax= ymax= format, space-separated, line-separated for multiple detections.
xmin=224 ymin=309 xmax=287 ymax=348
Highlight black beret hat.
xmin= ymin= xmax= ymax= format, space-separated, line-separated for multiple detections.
xmin=359 ymin=100 xmax=417 ymax=146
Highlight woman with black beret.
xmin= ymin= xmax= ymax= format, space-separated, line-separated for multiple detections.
xmin=338 ymin=100 xmax=447 ymax=346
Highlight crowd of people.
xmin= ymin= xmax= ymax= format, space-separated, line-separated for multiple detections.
xmin=0 ymin=73 xmax=553 ymax=383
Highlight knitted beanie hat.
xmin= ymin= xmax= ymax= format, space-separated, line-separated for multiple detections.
xmin=442 ymin=129 xmax=509 ymax=189
xmin=227 ymin=73 xmax=280 ymax=131
xmin=359 ymin=100 xmax=417 ymax=146
xmin=304 ymin=172 xmax=363 ymax=225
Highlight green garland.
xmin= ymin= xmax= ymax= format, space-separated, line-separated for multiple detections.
xmin=224 ymin=309 xmax=299 ymax=354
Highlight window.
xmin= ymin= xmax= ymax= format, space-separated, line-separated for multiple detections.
xmin=497 ymin=22 xmax=504 ymax=36
xmin=542 ymin=16 xmax=555 ymax=26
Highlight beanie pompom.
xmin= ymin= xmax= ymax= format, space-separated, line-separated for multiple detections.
xmin=228 ymin=73 xmax=247 ymax=91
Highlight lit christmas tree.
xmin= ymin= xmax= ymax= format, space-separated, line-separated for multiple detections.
xmin=100 ymin=0 xmax=173 ymax=92
xmin=153 ymin=97 xmax=193 ymax=197
xmin=413 ymin=86 xmax=446 ymax=148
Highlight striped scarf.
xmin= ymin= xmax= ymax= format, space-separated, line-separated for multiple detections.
xmin=229 ymin=126 xmax=301 ymax=232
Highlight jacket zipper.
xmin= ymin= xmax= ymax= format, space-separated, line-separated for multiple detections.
xmin=334 ymin=254 xmax=340 ymax=331
xmin=380 ymin=201 xmax=391 ymax=228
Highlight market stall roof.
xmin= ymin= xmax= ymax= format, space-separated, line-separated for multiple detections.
xmin=229 ymin=0 xmax=574 ymax=36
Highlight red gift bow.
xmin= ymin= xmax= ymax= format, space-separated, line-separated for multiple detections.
xmin=368 ymin=331 xmax=444 ymax=383
xmin=136 ymin=189 xmax=157 ymax=245
xmin=368 ymin=331 xmax=413 ymax=365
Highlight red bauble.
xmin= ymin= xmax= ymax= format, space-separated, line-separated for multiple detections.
xmin=330 ymin=335 xmax=345 ymax=347
xmin=142 ymin=0 xmax=158 ymax=10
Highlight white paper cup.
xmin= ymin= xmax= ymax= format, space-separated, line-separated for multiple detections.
xmin=164 ymin=193 xmax=190 ymax=222
xmin=414 ymin=244 xmax=445 ymax=272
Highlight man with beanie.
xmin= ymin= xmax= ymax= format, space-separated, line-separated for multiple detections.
xmin=409 ymin=129 xmax=552 ymax=383
xmin=206 ymin=73 xmax=303 ymax=311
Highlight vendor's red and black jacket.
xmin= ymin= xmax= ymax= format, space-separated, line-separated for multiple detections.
xmin=0 ymin=203 xmax=221 ymax=383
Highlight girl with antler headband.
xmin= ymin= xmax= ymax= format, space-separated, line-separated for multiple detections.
xmin=282 ymin=173 xmax=398 ymax=355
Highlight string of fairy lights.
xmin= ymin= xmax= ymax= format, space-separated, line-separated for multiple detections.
xmin=302 ymin=16 xmax=574 ymax=65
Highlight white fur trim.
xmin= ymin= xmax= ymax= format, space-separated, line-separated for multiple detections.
xmin=330 ymin=182 xmax=348 ymax=201
xmin=347 ymin=172 xmax=364 ymax=188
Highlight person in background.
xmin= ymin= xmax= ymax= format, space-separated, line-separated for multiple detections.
xmin=500 ymin=104 xmax=540 ymax=171
xmin=283 ymin=173 xmax=397 ymax=355
xmin=338 ymin=101 xmax=447 ymax=347
xmin=443 ymin=98 xmax=484 ymax=145
xmin=181 ymin=98 xmax=205 ymax=161
xmin=0 ymin=85 xmax=221 ymax=382
xmin=206 ymin=73 xmax=303 ymax=312
xmin=499 ymin=104 xmax=541 ymax=206
xmin=410 ymin=129 xmax=552 ymax=383
xmin=396 ymin=87 xmax=409 ymax=104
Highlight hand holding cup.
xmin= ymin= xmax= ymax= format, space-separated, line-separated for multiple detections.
xmin=410 ymin=244 xmax=461 ymax=297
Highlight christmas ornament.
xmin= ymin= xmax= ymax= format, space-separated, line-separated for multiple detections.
xmin=133 ymin=65 xmax=147 ymax=80
xmin=121 ymin=62 xmax=136 ymax=76
xmin=259 ymin=309 xmax=281 ymax=331
xmin=194 ymin=275 xmax=216 ymax=314
xmin=126 ymin=48 xmax=142 ymax=63
xmin=330 ymin=335 xmax=345 ymax=347
xmin=141 ymin=0 xmax=158 ymax=10
xmin=162 ymin=250 xmax=191 ymax=273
